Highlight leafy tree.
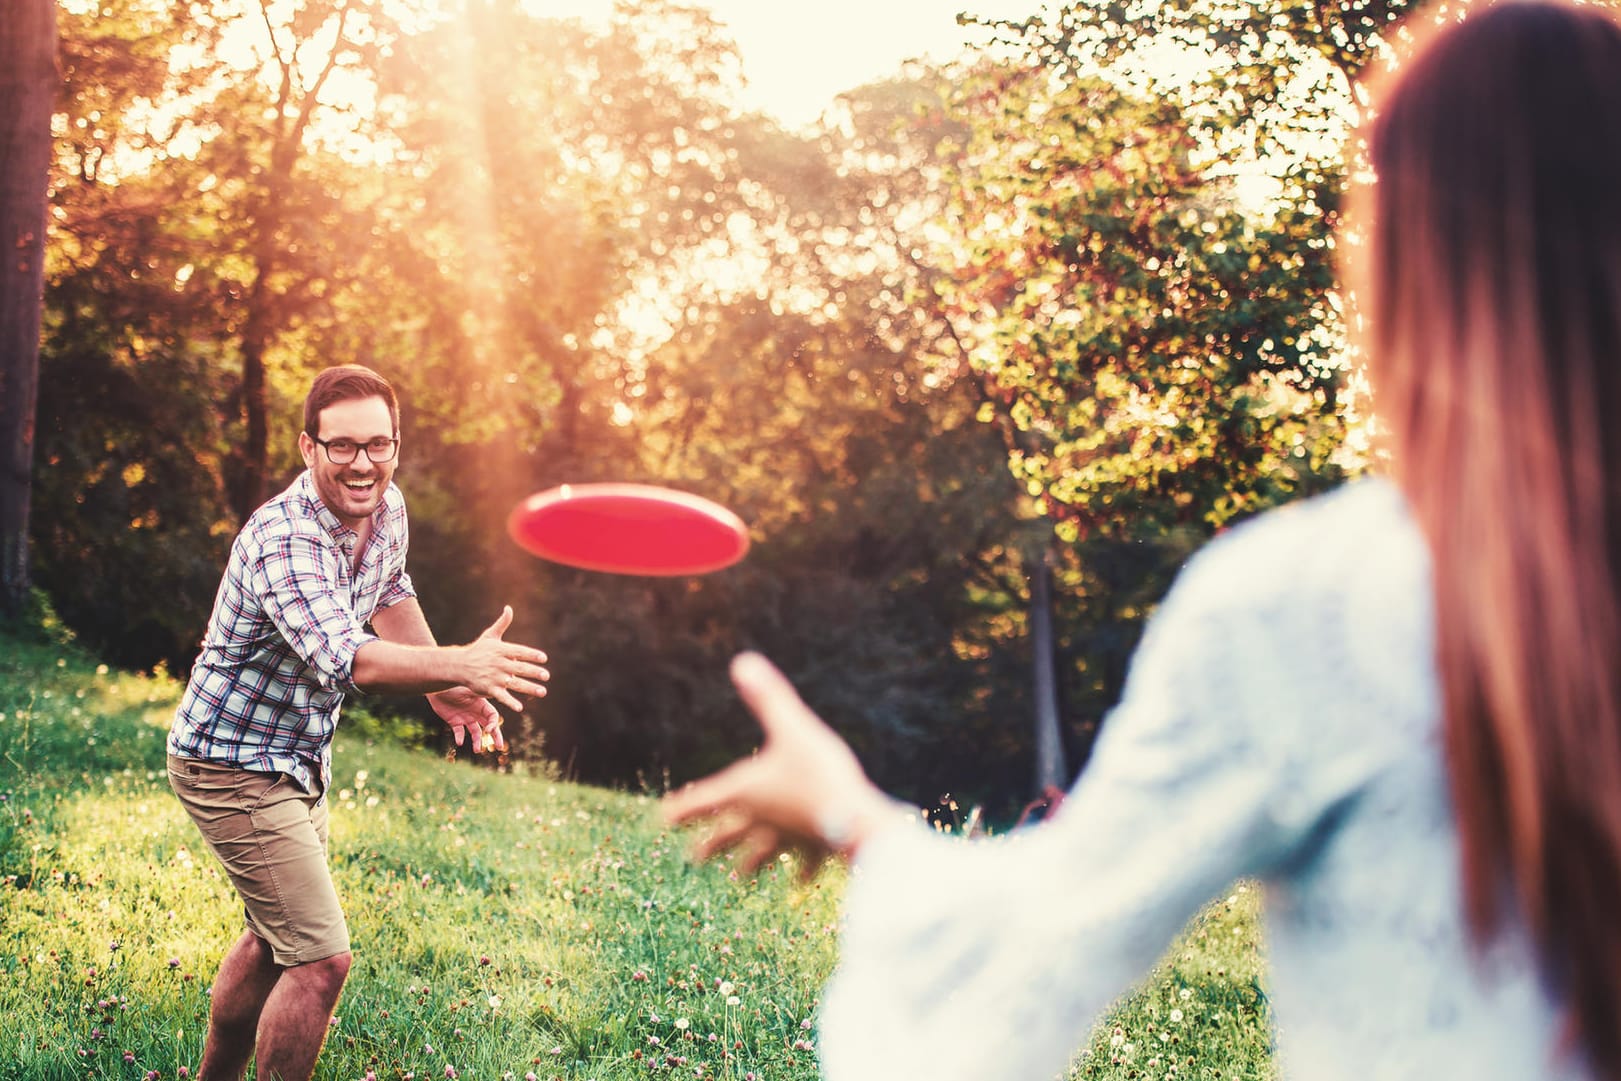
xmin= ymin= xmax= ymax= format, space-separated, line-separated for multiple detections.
xmin=816 ymin=6 xmax=1415 ymax=771
xmin=967 ymin=84 xmax=1347 ymax=759
xmin=26 ymin=0 xmax=1094 ymax=814
xmin=35 ymin=0 xmax=353 ymax=665
xmin=937 ymin=56 xmax=1353 ymax=543
xmin=594 ymin=280 xmax=1034 ymax=806
xmin=36 ymin=0 xmax=464 ymax=666
xmin=0 ymin=0 xmax=58 ymax=619
xmin=356 ymin=2 xmax=1040 ymax=808
xmin=31 ymin=341 xmax=237 ymax=670
xmin=191 ymin=0 xmax=413 ymax=520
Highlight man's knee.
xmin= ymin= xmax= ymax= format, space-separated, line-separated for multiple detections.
xmin=295 ymin=951 xmax=352 ymax=997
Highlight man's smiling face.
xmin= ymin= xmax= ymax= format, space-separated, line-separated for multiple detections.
xmin=298 ymin=395 xmax=398 ymax=527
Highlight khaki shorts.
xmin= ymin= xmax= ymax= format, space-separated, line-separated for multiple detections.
xmin=167 ymin=754 xmax=350 ymax=966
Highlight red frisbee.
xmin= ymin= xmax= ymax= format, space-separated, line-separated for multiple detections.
xmin=507 ymin=483 xmax=750 ymax=576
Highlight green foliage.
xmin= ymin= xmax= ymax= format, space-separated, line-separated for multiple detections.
xmin=31 ymin=334 xmax=236 ymax=671
xmin=236 ymin=0 xmax=1039 ymax=808
xmin=0 ymin=632 xmax=1275 ymax=1081
xmin=936 ymin=47 xmax=1353 ymax=542
xmin=33 ymin=0 xmax=1451 ymax=811
xmin=0 ymin=587 xmax=78 ymax=648
xmin=882 ymin=4 xmax=1434 ymax=756
xmin=604 ymin=279 xmax=1036 ymax=807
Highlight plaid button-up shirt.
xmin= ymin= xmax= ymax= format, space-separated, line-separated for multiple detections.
xmin=168 ymin=470 xmax=415 ymax=791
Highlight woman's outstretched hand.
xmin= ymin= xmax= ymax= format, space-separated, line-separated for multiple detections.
xmin=663 ymin=652 xmax=902 ymax=877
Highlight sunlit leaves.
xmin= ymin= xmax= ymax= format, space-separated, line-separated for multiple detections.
xmin=934 ymin=9 xmax=1371 ymax=544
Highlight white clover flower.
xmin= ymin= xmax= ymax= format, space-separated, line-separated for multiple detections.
xmin=1170 ymin=1008 xmax=1184 ymax=1023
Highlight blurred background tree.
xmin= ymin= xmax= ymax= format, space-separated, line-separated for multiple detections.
xmin=0 ymin=0 xmax=58 ymax=619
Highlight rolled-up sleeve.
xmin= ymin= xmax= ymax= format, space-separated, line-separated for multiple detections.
xmin=378 ymin=567 xmax=415 ymax=612
xmin=377 ymin=498 xmax=415 ymax=611
xmin=252 ymin=527 xmax=375 ymax=695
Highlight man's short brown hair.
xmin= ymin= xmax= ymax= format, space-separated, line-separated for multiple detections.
xmin=303 ymin=365 xmax=399 ymax=438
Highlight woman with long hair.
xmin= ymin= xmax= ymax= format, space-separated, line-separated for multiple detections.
xmin=664 ymin=3 xmax=1621 ymax=1079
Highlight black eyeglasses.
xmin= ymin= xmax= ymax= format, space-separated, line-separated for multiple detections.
xmin=314 ymin=436 xmax=399 ymax=465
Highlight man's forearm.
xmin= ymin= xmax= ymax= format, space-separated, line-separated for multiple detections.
xmin=370 ymin=597 xmax=437 ymax=648
xmin=354 ymin=602 xmax=546 ymax=708
xmin=351 ymin=638 xmax=469 ymax=694
xmin=356 ymin=599 xmax=455 ymax=693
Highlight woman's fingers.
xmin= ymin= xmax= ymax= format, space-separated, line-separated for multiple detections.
xmin=664 ymin=760 xmax=751 ymax=827
xmin=796 ymin=849 xmax=828 ymax=883
xmin=691 ymin=815 xmax=756 ymax=862
xmin=689 ymin=819 xmax=808 ymax=879
xmin=737 ymin=825 xmax=786 ymax=874
xmin=664 ymin=653 xmax=872 ymax=875
xmin=729 ymin=652 xmax=823 ymax=742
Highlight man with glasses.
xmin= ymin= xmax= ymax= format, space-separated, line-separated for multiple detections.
xmin=167 ymin=364 xmax=551 ymax=1081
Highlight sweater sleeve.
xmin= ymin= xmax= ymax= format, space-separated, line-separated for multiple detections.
xmin=817 ymin=515 xmax=1390 ymax=1081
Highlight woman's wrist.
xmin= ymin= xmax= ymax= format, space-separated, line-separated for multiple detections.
xmin=815 ymin=787 xmax=909 ymax=860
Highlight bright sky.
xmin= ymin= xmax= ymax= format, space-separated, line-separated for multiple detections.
xmin=537 ymin=1 xmax=1047 ymax=127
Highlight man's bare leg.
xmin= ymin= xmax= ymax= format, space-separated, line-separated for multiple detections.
xmin=252 ymin=951 xmax=352 ymax=1081
xmin=197 ymin=931 xmax=281 ymax=1081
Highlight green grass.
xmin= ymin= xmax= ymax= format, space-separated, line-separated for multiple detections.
xmin=0 ymin=629 xmax=1274 ymax=1080
xmin=1067 ymin=889 xmax=1275 ymax=1081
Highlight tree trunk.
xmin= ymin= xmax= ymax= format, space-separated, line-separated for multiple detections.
xmin=0 ymin=0 xmax=58 ymax=619
xmin=226 ymin=0 xmax=356 ymax=524
xmin=1030 ymin=548 xmax=1067 ymax=794
xmin=232 ymin=260 xmax=274 ymax=522
xmin=226 ymin=132 xmax=287 ymax=524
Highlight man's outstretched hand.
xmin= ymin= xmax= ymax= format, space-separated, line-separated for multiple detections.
xmin=433 ymin=606 xmax=552 ymax=752
xmin=456 ymin=605 xmax=550 ymax=713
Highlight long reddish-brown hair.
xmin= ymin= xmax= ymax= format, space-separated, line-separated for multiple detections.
xmin=1357 ymin=2 xmax=1621 ymax=1073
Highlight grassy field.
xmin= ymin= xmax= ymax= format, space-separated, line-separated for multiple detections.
xmin=0 ymin=628 xmax=1275 ymax=1080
